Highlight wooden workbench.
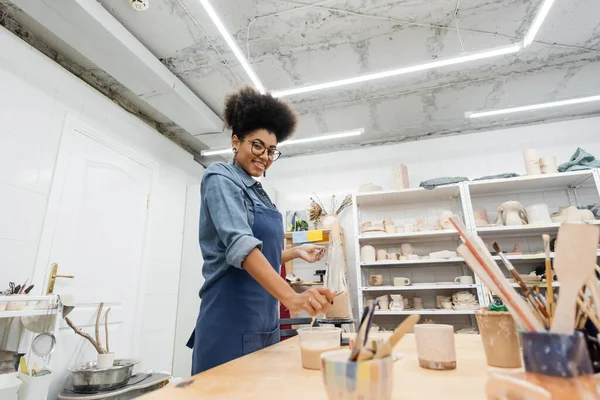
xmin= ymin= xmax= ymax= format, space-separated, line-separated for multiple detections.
xmin=141 ymin=333 xmax=493 ymax=400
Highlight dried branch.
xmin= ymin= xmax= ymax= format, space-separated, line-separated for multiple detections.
xmin=334 ymin=194 xmax=353 ymax=216
xmin=104 ymin=308 xmax=111 ymax=354
xmin=65 ymin=317 xmax=105 ymax=354
xmin=95 ymin=302 xmax=104 ymax=351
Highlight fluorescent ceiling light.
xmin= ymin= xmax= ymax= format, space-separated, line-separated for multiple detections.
xmin=271 ymin=44 xmax=521 ymax=98
xmin=201 ymin=129 xmax=364 ymax=156
xmin=198 ymin=0 xmax=265 ymax=93
xmin=523 ymin=0 xmax=555 ymax=48
xmin=465 ymin=94 xmax=600 ymax=119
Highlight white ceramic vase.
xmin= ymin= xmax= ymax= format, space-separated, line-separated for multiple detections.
xmin=525 ymin=203 xmax=552 ymax=224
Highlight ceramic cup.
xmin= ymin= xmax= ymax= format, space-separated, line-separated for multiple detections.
xmin=441 ymin=301 xmax=453 ymax=310
xmin=400 ymin=243 xmax=415 ymax=256
xmin=384 ymin=225 xmax=397 ymax=234
xmin=523 ymin=149 xmax=541 ymax=175
xmin=475 ymin=311 xmax=522 ymax=368
xmin=376 ymin=249 xmax=388 ymax=261
xmin=520 ymin=331 xmax=593 ymax=378
xmin=393 ymin=277 xmax=411 ymax=286
xmin=539 ymin=156 xmax=558 ymax=174
xmin=403 ymin=298 xmax=411 ymax=308
xmin=436 ymin=296 xmax=451 ymax=308
xmin=454 ymin=276 xmax=474 ymax=285
xmin=369 ymin=275 xmax=383 ymax=286
xmin=360 ymin=245 xmax=376 ymax=263
xmin=414 ymin=324 xmax=456 ymax=370
xmin=320 ymin=349 xmax=395 ymax=400
xmin=525 ymin=203 xmax=552 ymax=225
xmin=378 ymin=301 xmax=389 ymax=311
xmin=413 ymin=297 xmax=423 ymax=310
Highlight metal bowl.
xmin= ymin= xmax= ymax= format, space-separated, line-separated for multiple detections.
xmin=68 ymin=359 xmax=138 ymax=393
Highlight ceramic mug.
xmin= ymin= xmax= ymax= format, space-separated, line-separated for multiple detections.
xmin=360 ymin=245 xmax=376 ymax=263
xmin=400 ymin=243 xmax=415 ymax=256
xmin=376 ymin=249 xmax=388 ymax=261
xmin=454 ymin=276 xmax=474 ymax=285
xmin=414 ymin=324 xmax=456 ymax=370
xmin=539 ymin=156 xmax=558 ymax=174
xmin=525 ymin=203 xmax=552 ymax=225
xmin=393 ymin=277 xmax=411 ymax=286
xmin=369 ymin=275 xmax=383 ymax=286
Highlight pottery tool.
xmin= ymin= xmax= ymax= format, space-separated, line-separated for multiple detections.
xmin=542 ymin=234 xmax=554 ymax=320
xmin=492 ymin=242 xmax=550 ymax=325
xmin=551 ymin=224 xmax=599 ymax=334
xmin=349 ymin=300 xmax=378 ymax=362
xmin=585 ymin=278 xmax=600 ymax=326
xmin=374 ymin=315 xmax=420 ymax=359
xmin=576 ymin=296 xmax=600 ymax=332
xmin=18 ymin=280 xmax=28 ymax=294
xmin=24 ymin=285 xmax=34 ymax=294
xmin=451 ymin=218 xmax=544 ymax=331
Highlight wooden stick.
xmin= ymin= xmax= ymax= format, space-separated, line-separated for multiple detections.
xmin=577 ymin=297 xmax=600 ymax=332
xmin=104 ymin=308 xmax=111 ymax=354
xmin=543 ymin=234 xmax=554 ymax=322
xmin=95 ymin=302 xmax=104 ymax=353
xmin=65 ymin=317 xmax=105 ymax=354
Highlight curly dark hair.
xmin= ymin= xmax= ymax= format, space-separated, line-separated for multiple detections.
xmin=224 ymin=86 xmax=297 ymax=143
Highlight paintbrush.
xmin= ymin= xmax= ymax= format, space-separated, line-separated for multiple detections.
xmin=543 ymin=234 xmax=554 ymax=321
xmin=492 ymin=242 xmax=550 ymax=323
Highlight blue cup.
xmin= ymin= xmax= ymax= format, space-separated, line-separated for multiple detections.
xmin=520 ymin=331 xmax=594 ymax=378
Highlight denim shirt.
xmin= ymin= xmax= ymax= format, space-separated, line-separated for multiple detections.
xmin=198 ymin=162 xmax=278 ymax=297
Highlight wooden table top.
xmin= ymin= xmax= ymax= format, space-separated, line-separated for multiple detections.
xmin=141 ymin=333 xmax=495 ymax=400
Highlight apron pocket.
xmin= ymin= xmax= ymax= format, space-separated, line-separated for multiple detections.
xmin=242 ymin=326 xmax=280 ymax=355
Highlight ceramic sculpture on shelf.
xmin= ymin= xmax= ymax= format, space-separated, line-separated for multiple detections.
xmin=551 ymin=206 xmax=595 ymax=223
xmin=497 ymin=201 xmax=527 ymax=226
xmin=391 ymin=164 xmax=409 ymax=190
xmin=473 ymin=208 xmax=490 ymax=227
xmin=525 ymin=203 xmax=552 ymax=224
xmin=390 ymin=294 xmax=404 ymax=310
xmin=437 ymin=211 xmax=456 ymax=230
xmin=523 ymin=149 xmax=541 ymax=175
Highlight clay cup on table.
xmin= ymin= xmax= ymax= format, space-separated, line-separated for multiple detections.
xmin=414 ymin=324 xmax=456 ymax=370
xmin=297 ymin=327 xmax=342 ymax=370
xmin=475 ymin=311 xmax=522 ymax=368
xmin=320 ymin=349 xmax=400 ymax=400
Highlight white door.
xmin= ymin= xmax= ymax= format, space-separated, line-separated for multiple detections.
xmin=33 ymin=117 xmax=153 ymax=398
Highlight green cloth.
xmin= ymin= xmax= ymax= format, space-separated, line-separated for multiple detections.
xmin=559 ymin=148 xmax=600 ymax=172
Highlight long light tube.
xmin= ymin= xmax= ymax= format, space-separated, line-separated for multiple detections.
xmin=200 ymin=129 xmax=364 ymax=156
xmin=466 ymin=94 xmax=600 ymax=119
xmin=271 ymin=44 xmax=522 ymax=98
xmin=198 ymin=0 xmax=266 ymax=93
xmin=523 ymin=0 xmax=555 ymax=48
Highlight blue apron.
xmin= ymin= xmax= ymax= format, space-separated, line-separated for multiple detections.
xmin=188 ymin=201 xmax=284 ymax=374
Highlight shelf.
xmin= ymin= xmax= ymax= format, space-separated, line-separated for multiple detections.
xmin=468 ymin=170 xmax=596 ymax=196
xmin=362 ymin=284 xmax=477 ymax=291
xmin=359 ymin=229 xmax=459 ymax=244
xmin=355 ymin=185 xmax=461 ymax=207
xmin=0 ymin=308 xmax=59 ymax=318
xmin=476 ymin=221 xmax=600 ymax=238
xmin=374 ymin=310 xmax=477 ymax=315
xmin=510 ymin=282 xmax=560 ymax=289
xmin=361 ymin=258 xmax=465 ymax=267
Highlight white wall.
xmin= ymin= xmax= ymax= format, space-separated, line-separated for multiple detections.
xmin=267 ymin=117 xmax=600 ymax=316
xmin=0 ymin=26 xmax=203 ymax=372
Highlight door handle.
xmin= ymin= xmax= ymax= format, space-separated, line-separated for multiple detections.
xmin=46 ymin=263 xmax=75 ymax=295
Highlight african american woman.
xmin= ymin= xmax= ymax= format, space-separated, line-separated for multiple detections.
xmin=187 ymin=87 xmax=335 ymax=374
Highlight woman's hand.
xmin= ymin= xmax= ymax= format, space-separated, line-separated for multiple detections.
xmin=295 ymin=244 xmax=326 ymax=263
xmin=282 ymin=287 xmax=336 ymax=316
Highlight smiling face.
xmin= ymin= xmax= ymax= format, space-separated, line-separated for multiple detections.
xmin=232 ymin=129 xmax=278 ymax=177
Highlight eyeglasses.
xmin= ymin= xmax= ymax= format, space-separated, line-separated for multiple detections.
xmin=242 ymin=139 xmax=282 ymax=161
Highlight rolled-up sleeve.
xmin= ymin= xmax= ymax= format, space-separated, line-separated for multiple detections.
xmin=203 ymin=174 xmax=262 ymax=268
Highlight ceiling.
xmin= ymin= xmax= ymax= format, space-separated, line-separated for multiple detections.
xmin=3 ymin=0 xmax=600 ymax=161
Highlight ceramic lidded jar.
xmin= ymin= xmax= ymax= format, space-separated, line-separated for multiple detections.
xmin=360 ymin=245 xmax=376 ymax=263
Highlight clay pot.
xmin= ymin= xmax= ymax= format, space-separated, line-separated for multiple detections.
xmin=475 ymin=311 xmax=522 ymax=368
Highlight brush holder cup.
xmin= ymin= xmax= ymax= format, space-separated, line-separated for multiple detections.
xmin=520 ymin=331 xmax=594 ymax=378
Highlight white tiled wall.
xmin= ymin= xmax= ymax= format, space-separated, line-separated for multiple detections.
xmin=0 ymin=27 xmax=204 ymax=372
xmin=267 ymin=116 xmax=600 ymax=318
